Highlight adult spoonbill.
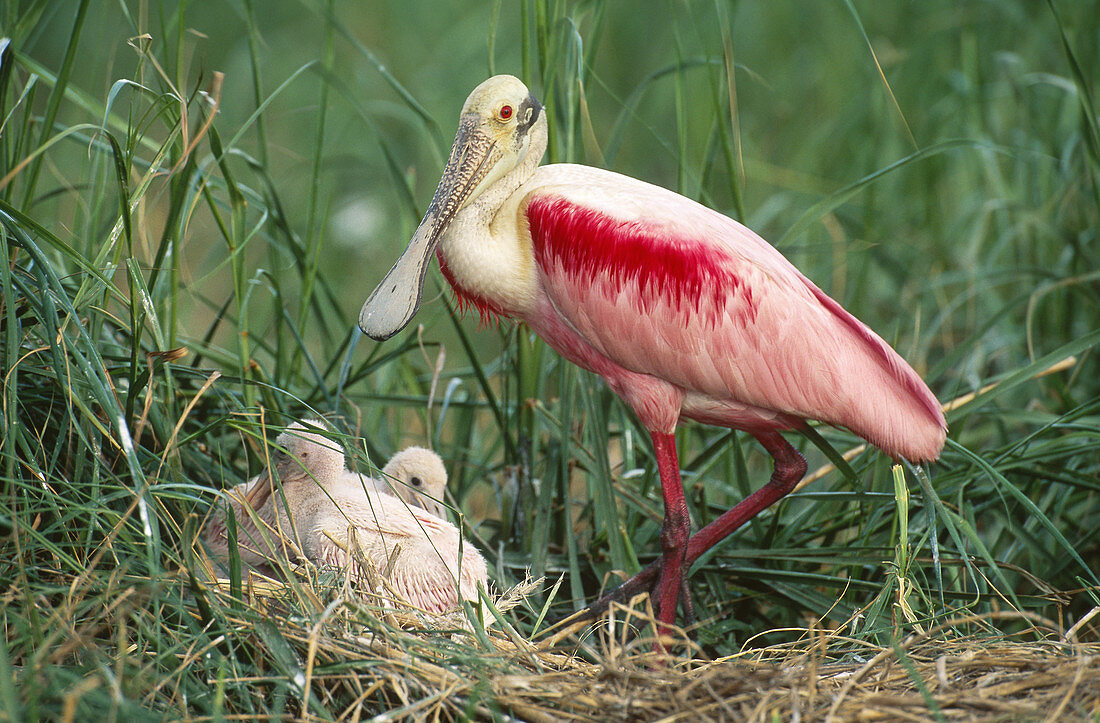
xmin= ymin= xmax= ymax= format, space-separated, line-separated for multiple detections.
xmin=358 ymin=75 xmax=945 ymax=633
xmin=205 ymin=422 xmax=487 ymax=613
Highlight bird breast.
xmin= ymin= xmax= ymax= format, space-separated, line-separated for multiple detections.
xmin=436 ymin=189 xmax=541 ymax=321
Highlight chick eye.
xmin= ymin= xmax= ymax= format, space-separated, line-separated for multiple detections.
xmin=411 ymin=476 xmax=422 ymax=487
xmin=498 ymin=104 xmax=513 ymax=121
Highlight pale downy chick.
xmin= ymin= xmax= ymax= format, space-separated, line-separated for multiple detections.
xmin=203 ymin=420 xmax=343 ymax=575
xmin=205 ymin=420 xmax=487 ymax=612
xmin=343 ymin=446 xmax=449 ymax=518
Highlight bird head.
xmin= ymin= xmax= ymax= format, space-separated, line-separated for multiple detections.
xmin=246 ymin=420 xmax=346 ymax=510
xmin=380 ymin=446 xmax=449 ymax=518
xmin=358 ymin=75 xmax=545 ymax=341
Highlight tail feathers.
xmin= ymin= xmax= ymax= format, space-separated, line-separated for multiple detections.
xmin=807 ymin=284 xmax=946 ymax=462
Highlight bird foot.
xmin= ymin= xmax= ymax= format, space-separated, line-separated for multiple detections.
xmin=542 ymin=560 xmax=704 ymax=659
xmin=548 ymin=558 xmax=696 ymax=635
xmin=547 ymin=562 xmax=660 ymax=629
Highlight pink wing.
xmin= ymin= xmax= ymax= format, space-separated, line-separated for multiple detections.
xmin=521 ymin=165 xmax=944 ymax=461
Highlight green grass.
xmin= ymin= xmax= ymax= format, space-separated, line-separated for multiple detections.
xmin=1 ymin=0 xmax=1098 ymax=717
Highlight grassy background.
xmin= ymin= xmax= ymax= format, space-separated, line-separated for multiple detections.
xmin=2 ymin=0 xmax=1098 ymax=717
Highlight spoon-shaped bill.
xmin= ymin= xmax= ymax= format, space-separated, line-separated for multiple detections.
xmin=359 ymin=117 xmax=500 ymax=341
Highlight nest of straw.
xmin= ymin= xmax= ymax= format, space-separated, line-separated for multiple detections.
xmin=191 ymin=567 xmax=1100 ymax=722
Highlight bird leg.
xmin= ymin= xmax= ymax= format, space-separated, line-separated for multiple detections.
xmin=651 ymin=431 xmax=691 ymax=640
xmin=679 ymin=576 xmax=698 ymax=630
xmin=678 ymin=430 xmax=806 ymax=560
xmin=563 ymin=430 xmax=806 ymax=626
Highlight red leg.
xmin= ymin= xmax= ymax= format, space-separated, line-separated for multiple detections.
xmin=568 ymin=430 xmax=805 ymax=623
xmin=651 ymin=432 xmax=689 ymax=635
xmin=683 ymin=430 xmax=806 ymax=563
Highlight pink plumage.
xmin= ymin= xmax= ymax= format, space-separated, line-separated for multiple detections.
xmin=528 ymin=195 xmax=755 ymax=325
xmin=520 ymin=176 xmax=944 ymax=462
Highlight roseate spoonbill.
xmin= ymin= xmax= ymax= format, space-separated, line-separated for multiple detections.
xmin=206 ymin=444 xmax=450 ymax=570
xmin=354 ymin=446 xmax=450 ymax=518
xmin=358 ymin=75 xmax=946 ymax=634
xmin=205 ymin=422 xmax=487 ymax=612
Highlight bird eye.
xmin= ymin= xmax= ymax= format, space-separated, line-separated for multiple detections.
xmin=411 ymin=476 xmax=422 ymax=487
xmin=498 ymin=104 xmax=513 ymax=121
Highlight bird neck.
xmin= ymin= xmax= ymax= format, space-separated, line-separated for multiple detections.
xmin=437 ymin=117 xmax=547 ymax=320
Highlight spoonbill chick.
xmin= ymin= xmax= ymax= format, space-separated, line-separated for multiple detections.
xmin=203 ymin=420 xmax=344 ymax=575
xmin=344 ymin=446 xmax=449 ymax=518
xmin=205 ymin=421 xmax=487 ymax=612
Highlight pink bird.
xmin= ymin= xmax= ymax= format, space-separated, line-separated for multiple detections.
xmin=204 ymin=421 xmax=487 ymax=613
xmin=358 ymin=75 xmax=945 ymax=637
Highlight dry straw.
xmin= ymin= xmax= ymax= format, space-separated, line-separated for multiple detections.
xmin=190 ymin=566 xmax=1100 ymax=721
